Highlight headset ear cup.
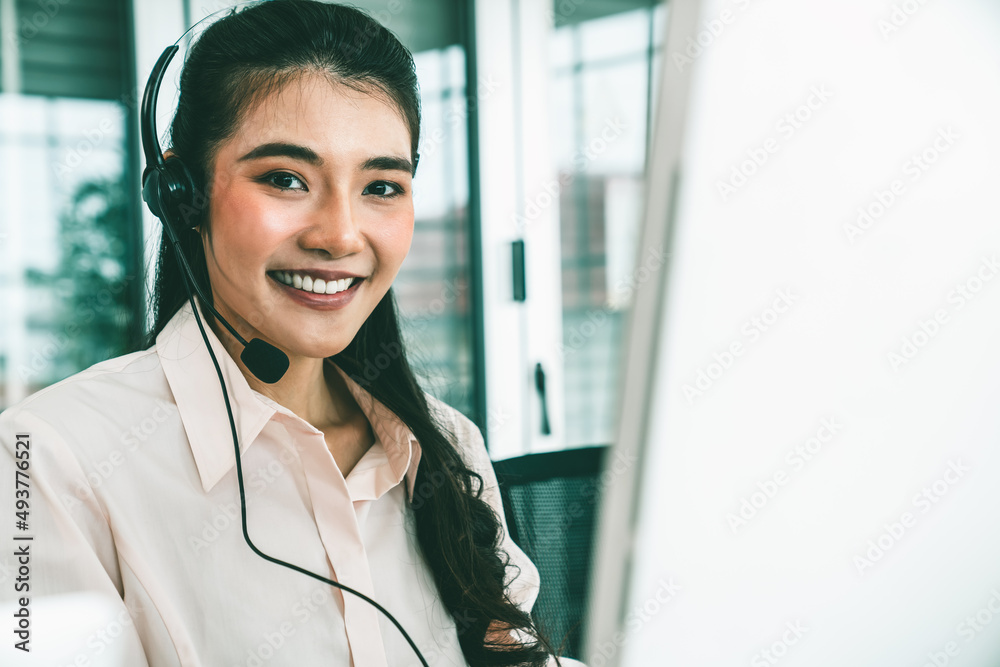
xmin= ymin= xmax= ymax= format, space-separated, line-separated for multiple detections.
xmin=141 ymin=166 xmax=164 ymax=220
xmin=141 ymin=156 xmax=196 ymax=232
xmin=162 ymin=156 xmax=197 ymax=227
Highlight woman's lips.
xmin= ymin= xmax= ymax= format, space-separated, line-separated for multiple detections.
xmin=269 ymin=272 xmax=364 ymax=310
xmin=271 ymin=270 xmax=361 ymax=294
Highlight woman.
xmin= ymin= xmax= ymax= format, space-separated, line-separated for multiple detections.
xmin=0 ymin=1 xmax=580 ymax=665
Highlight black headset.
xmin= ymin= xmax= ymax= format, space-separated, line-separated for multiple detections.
xmin=140 ymin=44 xmax=290 ymax=384
xmin=139 ymin=31 xmax=430 ymax=667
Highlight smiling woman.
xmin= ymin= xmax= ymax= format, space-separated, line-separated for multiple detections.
xmin=200 ymin=74 xmax=415 ymax=363
xmin=0 ymin=1 xmax=571 ymax=666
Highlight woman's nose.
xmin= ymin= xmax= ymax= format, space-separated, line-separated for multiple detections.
xmin=299 ymin=192 xmax=365 ymax=258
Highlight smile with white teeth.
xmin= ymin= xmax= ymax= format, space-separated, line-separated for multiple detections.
xmin=273 ymin=271 xmax=359 ymax=295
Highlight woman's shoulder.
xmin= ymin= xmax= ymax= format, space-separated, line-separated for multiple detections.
xmin=422 ymin=392 xmax=488 ymax=462
xmin=421 ymin=392 xmax=545 ymax=613
xmin=1 ymin=348 xmax=168 ymax=437
xmin=423 ymin=392 xmax=480 ymax=435
xmin=0 ymin=348 xmax=177 ymax=501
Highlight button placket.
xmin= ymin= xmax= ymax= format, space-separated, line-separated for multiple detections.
xmin=296 ymin=425 xmax=389 ymax=667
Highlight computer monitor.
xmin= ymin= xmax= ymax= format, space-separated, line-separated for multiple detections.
xmin=585 ymin=0 xmax=1000 ymax=664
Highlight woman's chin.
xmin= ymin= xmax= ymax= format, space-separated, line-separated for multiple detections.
xmin=277 ymin=341 xmax=352 ymax=362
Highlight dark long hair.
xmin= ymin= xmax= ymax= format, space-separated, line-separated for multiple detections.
xmin=140 ymin=1 xmax=555 ymax=665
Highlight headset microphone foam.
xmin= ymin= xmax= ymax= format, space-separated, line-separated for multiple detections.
xmin=240 ymin=339 xmax=290 ymax=384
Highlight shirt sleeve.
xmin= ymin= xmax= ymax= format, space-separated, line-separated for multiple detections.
xmin=0 ymin=405 xmax=150 ymax=666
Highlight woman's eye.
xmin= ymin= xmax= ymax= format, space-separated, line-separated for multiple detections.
xmin=263 ymin=172 xmax=307 ymax=191
xmin=363 ymin=181 xmax=403 ymax=199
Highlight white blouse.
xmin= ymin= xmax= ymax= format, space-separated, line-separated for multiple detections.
xmin=0 ymin=301 xmax=583 ymax=667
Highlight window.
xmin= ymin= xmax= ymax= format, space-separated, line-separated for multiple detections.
xmin=398 ymin=44 xmax=477 ymax=417
xmin=550 ymin=2 xmax=666 ymax=447
xmin=0 ymin=0 xmax=137 ymax=410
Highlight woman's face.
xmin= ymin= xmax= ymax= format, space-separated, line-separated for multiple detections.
xmin=201 ymin=73 xmax=414 ymax=362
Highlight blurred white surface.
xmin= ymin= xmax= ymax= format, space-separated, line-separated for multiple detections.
xmin=0 ymin=592 xmax=134 ymax=666
xmin=595 ymin=0 xmax=1000 ymax=665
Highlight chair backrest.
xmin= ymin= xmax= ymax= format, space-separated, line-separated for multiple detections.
xmin=493 ymin=446 xmax=607 ymax=660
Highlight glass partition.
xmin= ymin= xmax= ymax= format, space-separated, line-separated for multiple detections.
xmin=550 ymin=2 xmax=666 ymax=447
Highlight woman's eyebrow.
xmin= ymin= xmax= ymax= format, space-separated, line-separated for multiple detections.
xmin=238 ymin=142 xmax=323 ymax=165
xmin=237 ymin=143 xmax=412 ymax=174
xmin=360 ymin=155 xmax=413 ymax=174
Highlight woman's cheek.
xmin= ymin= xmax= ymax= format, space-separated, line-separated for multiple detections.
xmin=213 ymin=188 xmax=284 ymax=257
xmin=375 ymin=209 xmax=415 ymax=258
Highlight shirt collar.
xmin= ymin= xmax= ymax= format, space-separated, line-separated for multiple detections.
xmin=155 ymin=300 xmax=421 ymax=502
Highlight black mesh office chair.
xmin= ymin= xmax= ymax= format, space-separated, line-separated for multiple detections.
xmin=493 ymin=446 xmax=607 ymax=660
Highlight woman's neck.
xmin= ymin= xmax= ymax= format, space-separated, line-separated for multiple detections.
xmin=207 ymin=315 xmax=358 ymax=430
